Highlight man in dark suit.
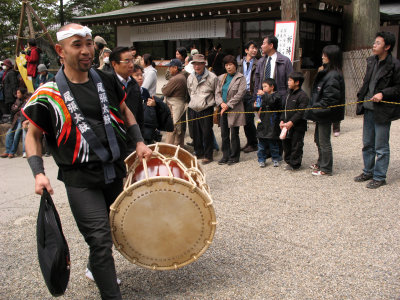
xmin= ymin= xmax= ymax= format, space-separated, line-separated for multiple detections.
xmin=238 ymin=41 xmax=259 ymax=153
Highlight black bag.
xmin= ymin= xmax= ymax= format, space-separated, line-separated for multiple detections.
xmin=37 ymin=189 xmax=70 ymax=297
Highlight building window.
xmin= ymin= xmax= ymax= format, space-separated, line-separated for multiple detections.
xmin=244 ymin=20 xmax=275 ymax=42
xmin=321 ymin=24 xmax=332 ymax=42
xmin=300 ymin=21 xmax=316 ymax=40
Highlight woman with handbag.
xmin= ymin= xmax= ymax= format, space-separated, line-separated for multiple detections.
xmin=306 ymin=45 xmax=345 ymax=175
xmin=215 ymin=55 xmax=247 ymax=165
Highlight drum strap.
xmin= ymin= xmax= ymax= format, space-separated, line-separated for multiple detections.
xmin=55 ymin=67 xmax=120 ymax=184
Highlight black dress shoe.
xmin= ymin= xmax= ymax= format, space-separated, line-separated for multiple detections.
xmin=354 ymin=173 xmax=373 ymax=182
xmin=243 ymin=145 xmax=257 ymax=153
xmin=227 ymin=160 xmax=239 ymax=165
xmin=201 ymin=158 xmax=213 ymax=165
xmin=240 ymin=144 xmax=249 ymax=151
xmin=366 ymin=179 xmax=386 ymax=189
xmin=218 ymin=159 xmax=228 ymax=165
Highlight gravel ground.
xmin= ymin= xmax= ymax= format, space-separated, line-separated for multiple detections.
xmin=0 ymin=116 xmax=399 ymax=300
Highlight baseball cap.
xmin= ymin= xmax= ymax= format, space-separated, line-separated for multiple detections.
xmin=166 ymin=58 xmax=182 ymax=68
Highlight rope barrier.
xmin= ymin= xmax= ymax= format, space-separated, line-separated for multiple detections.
xmin=1 ymin=99 xmax=398 ymax=138
xmin=0 ymin=127 xmax=24 ymax=138
xmin=175 ymin=99 xmax=400 ymax=125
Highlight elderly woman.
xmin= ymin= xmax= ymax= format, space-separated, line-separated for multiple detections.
xmin=215 ymin=55 xmax=247 ymax=165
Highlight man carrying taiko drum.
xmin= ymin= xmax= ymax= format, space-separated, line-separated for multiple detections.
xmin=23 ymin=23 xmax=152 ymax=300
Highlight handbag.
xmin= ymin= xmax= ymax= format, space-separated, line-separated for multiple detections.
xmin=213 ymin=107 xmax=221 ymax=126
xmin=37 ymin=189 xmax=70 ymax=297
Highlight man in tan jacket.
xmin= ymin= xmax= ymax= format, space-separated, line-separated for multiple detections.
xmin=162 ymin=59 xmax=188 ymax=146
xmin=187 ymin=54 xmax=218 ymax=164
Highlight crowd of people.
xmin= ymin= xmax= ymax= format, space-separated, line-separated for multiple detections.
xmin=0 ymin=22 xmax=396 ymax=299
xmin=1 ymin=30 xmax=399 ymax=191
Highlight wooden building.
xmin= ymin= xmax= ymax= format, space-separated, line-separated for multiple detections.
xmin=73 ymin=0 xmax=351 ymax=70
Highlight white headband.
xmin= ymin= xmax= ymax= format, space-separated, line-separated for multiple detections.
xmin=56 ymin=26 xmax=92 ymax=41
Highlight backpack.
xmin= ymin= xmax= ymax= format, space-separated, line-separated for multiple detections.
xmin=37 ymin=189 xmax=70 ymax=296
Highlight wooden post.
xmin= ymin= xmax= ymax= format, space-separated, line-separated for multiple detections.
xmin=343 ymin=0 xmax=380 ymax=50
xmin=26 ymin=2 xmax=56 ymax=49
xmin=281 ymin=0 xmax=300 ymax=71
xmin=26 ymin=4 xmax=35 ymax=39
xmin=15 ymin=1 xmax=27 ymax=56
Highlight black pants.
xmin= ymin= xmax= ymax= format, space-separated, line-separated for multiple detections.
xmin=188 ymin=107 xmax=195 ymax=140
xmin=65 ymin=179 xmax=123 ymax=300
xmin=220 ymin=113 xmax=240 ymax=162
xmin=192 ymin=106 xmax=214 ymax=160
xmin=282 ymin=128 xmax=305 ymax=169
xmin=332 ymin=121 xmax=341 ymax=133
xmin=242 ymin=93 xmax=258 ymax=147
xmin=315 ymin=122 xmax=333 ymax=173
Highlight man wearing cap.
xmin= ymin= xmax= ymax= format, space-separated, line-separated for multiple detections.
xmin=2 ymin=59 xmax=18 ymax=114
xmin=23 ymin=23 xmax=152 ymax=299
xmin=34 ymin=64 xmax=54 ymax=89
xmin=94 ymin=35 xmax=110 ymax=69
xmin=187 ymin=54 xmax=218 ymax=164
xmin=162 ymin=58 xmax=188 ymax=146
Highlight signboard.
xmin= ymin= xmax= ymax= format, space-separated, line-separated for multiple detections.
xmin=274 ymin=21 xmax=297 ymax=62
xmin=117 ymin=19 xmax=227 ymax=45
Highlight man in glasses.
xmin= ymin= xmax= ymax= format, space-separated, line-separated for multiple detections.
xmin=110 ymin=46 xmax=144 ymax=140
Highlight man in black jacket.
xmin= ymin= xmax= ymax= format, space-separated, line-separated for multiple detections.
xmin=354 ymin=31 xmax=400 ymax=189
xmin=280 ymin=72 xmax=309 ymax=170
xmin=110 ymin=47 xmax=144 ymax=134
xmin=238 ymin=40 xmax=258 ymax=152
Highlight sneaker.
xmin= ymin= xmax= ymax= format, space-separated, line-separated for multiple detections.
xmin=22 ymin=152 xmax=26 ymax=158
xmin=334 ymin=131 xmax=340 ymax=137
xmin=366 ymin=179 xmax=386 ymax=189
xmin=309 ymin=164 xmax=319 ymax=170
xmin=273 ymin=161 xmax=279 ymax=167
xmin=312 ymin=170 xmax=332 ymax=176
xmin=259 ymin=161 xmax=266 ymax=168
xmin=85 ymin=268 xmax=121 ymax=285
xmin=354 ymin=173 xmax=373 ymax=182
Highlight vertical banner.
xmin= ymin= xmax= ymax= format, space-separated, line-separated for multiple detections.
xmin=274 ymin=21 xmax=297 ymax=62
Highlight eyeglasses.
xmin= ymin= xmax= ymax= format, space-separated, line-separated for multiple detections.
xmin=119 ymin=59 xmax=135 ymax=64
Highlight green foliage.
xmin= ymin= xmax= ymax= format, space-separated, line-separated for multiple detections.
xmin=0 ymin=0 xmax=59 ymax=59
xmin=0 ymin=0 xmax=136 ymax=59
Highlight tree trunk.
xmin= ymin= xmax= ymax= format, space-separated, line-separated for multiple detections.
xmin=343 ymin=0 xmax=380 ymax=51
xmin=281 ymin=0 xmax=300 ymax=71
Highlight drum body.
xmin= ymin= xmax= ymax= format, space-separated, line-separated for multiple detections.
xmin=110 ymin=143 xmax=216 ymax=270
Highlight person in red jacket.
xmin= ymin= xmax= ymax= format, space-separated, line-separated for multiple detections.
xmin=25 ymin=39 xmax=40 ymax=78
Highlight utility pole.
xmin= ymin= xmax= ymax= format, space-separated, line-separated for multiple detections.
xmin=281 ymin=0 xmax=300 ymax=71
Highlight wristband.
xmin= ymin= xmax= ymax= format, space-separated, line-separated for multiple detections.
xmin=127 ymin=124 xmax=144 ymax=145
xmin=27 ymin=155 xmax=45 ymax=177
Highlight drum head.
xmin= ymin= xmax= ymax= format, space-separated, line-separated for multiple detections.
xmin=110 ymin=177 xmax=216 ymax=270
